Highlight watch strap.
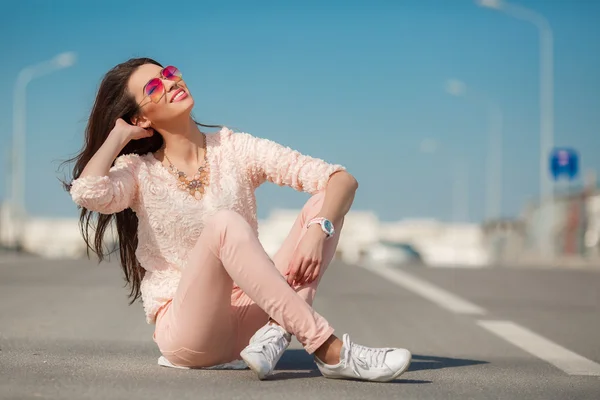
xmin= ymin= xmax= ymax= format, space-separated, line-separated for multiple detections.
xmin=306 ymin=217 xmax=335 ymax=238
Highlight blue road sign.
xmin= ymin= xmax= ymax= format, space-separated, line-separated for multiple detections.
xmin=549 ymin=147 xmax=579 ymax=181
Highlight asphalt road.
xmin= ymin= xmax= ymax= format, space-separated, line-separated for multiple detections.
xmin=1 ymin=254 xmax=599 ymax=399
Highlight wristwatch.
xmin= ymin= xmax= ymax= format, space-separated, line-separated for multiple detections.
xmin=306 ymin=217 xmax=335 ymax=239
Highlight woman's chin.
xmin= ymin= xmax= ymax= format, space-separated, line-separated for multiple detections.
xmin=170 ymin=97 xmax=195 ymax=116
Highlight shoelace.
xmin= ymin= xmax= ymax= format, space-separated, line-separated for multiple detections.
xmin=248 ymin=327 xmax=287 ymax=361
xmin=343 ymin=335 xmax=388 ymax=375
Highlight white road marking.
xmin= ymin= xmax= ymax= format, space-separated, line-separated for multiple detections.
xmin=359 ymin=263 xmax=486 ymax=315
xmin=359 ymin=263 xmax=600 ymax=376
xmin=478 ymin=320 xmax=600 ymax=376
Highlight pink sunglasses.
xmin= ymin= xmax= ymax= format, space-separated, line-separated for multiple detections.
xmin=141 ymin=66 xmax=183 ymax=104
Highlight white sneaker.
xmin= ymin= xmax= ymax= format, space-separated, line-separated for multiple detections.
xmin=315 ymin=334 xmax=411 ymax=382
xmin=240 ymin=323 xmax=291 ymax=380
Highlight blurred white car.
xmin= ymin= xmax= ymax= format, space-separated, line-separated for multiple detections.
xmin=363 ymin=241 xmax=424 ymax=266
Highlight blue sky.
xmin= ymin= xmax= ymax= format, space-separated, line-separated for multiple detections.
xmin=1 ymin=0 xmax=598 ymax=222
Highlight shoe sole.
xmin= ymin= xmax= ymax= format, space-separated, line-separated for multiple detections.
xmin=320 ymin=352 xmax=412 ymax=383
xmin=157 ymin=356 xmax=190 ymax=370
xmin=158 ymin=356 xmax=249 ymax=370
xmin=240 ymin=349 xmax=269 ymax=380
xmin=381 ymin=352 xmax=412 ymax=383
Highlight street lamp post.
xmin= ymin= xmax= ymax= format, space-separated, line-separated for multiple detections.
xmin=476 ymin=0 xmax=555 ymax=256
xmin=8 ymin=52 xmax=77 ymax=249
xmin=445 ymin=79 xmax=504 ymax=222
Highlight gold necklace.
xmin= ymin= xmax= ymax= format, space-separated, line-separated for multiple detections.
xmin=163 ymin=135 xmax=210 ymax=200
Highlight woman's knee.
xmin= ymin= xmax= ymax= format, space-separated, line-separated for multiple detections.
xmin=204 ymin=209 xmax=257 ymax=247
xmin=305 ymin=191 xmax=326 ymax=209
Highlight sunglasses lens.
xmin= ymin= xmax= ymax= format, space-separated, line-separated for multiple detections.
xmin=145 ymin=78 xmax=164 ymax=103
xmin=162 ymin=66 xmax=182 ymax=81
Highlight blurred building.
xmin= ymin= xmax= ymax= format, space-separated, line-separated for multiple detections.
xmin=0 ymin=201 xmax=117 ymax=259
xmin=481 ymin=173 xmax=600 ymax=266
xmin=522 ymin=187 xmax=600 ymax=261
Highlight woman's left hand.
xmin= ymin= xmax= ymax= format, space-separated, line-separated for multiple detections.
xmin=285 ymin=227 xmax=327 ymax=286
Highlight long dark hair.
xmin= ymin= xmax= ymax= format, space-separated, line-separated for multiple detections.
xmin=63 ymin=57 xmax=221 ymax=304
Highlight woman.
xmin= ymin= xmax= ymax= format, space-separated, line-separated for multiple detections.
xmin=66 ymin=58 xmax=411 ymax=382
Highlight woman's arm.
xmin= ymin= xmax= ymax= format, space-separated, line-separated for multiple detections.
xmin=285 ymin=170 xmax=358 ymax=285
xmin=232 ymin=130 xmax=357 ymax=284
xmin=234 ymin=132 xmax=347 ymax=194
xmin=70 ymin=119 xmax=149 ymax=214
xmin=79 ymin=128 xmax=130 ymax=179
xmin=311 ymin=170 xmax=358 ymax=232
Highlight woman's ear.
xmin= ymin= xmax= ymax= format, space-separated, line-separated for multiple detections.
xmin=131 ymin=115 xmax=151 ymax=129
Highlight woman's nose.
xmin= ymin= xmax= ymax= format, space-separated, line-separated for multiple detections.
xmin=163 ymin=79 xmax=178 ymax=92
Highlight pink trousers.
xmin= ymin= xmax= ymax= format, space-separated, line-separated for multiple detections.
xmin=153 ymin=192 xmax=341 ymax=368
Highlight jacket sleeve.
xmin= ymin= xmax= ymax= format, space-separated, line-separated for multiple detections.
xmin=232 ymin=131 xmax=346 ymax=194
xmin=70 ymin=154 xmax=141 ymax=214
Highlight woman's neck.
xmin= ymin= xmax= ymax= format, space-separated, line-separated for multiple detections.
xmin=155 ymin=117 xmax=205 ymax=165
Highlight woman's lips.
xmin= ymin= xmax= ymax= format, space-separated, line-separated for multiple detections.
xmin=170 ymin=89 xmax=188 ymax=103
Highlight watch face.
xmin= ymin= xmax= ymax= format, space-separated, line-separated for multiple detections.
xmin=323 ymin=219 xmax=333 ymax=233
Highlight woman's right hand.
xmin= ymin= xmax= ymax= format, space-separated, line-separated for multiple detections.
xmin=78 ymin=118 xmax=153 ymax=181
xmin=112 ymin=118 xmax=154 ymax=142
